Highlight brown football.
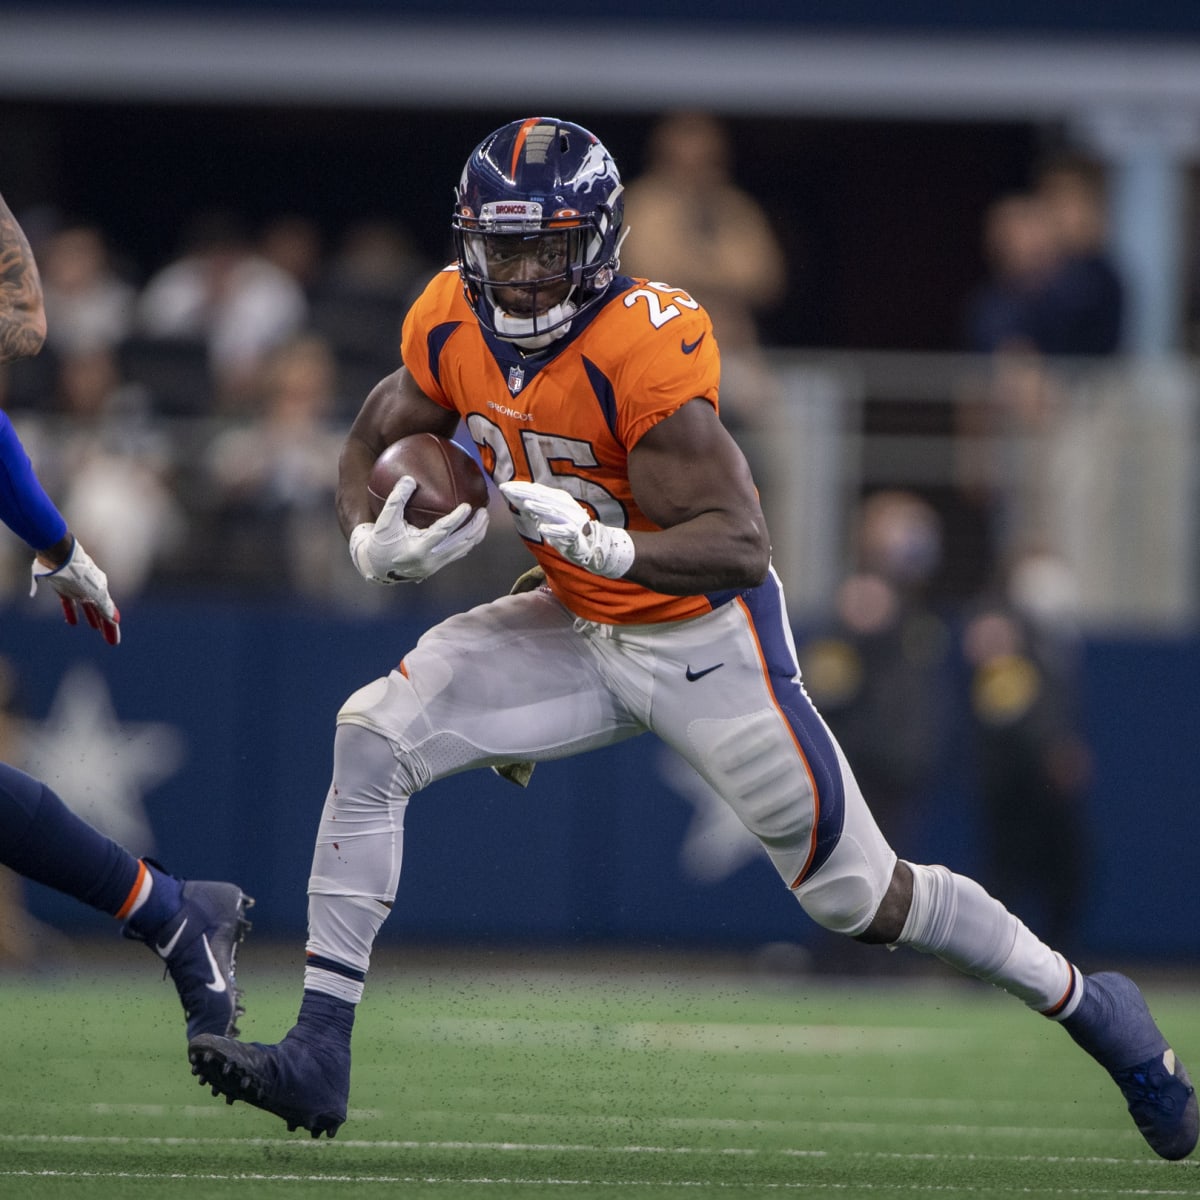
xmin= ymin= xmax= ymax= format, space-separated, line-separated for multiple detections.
xmin=367 ymin=433 xmax=489 ymax=528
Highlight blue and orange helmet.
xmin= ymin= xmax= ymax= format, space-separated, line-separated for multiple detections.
xmin=453 ymin=117 xmax=625 ymax=349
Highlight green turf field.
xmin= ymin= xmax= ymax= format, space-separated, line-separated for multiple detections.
xmin=1 ymin=947 xmax=1197 ymax=1199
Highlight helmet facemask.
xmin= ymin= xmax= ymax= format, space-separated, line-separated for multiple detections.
xmin=453 ymin=118 xmax=625 ymax=350
xmin=456 ymin=207 xmax=617 ymax=350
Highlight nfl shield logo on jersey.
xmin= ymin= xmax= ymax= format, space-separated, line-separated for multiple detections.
xmin=507 ymin=365 xmax=525 ymax=395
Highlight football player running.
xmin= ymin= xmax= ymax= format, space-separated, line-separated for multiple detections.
xmin=0 ymin=188 xmax=252 ymax=1041
xmin=188 ymin=119 xmax=1196 ymax=1159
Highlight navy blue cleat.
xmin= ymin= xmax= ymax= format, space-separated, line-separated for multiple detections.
xmin=188 ymin=991 xmax=354 ymax=1139
xmin=126 ymin=880 xmax=254 ymax=1040
xmin=1063 ymin=971 xmax=1198 ymax=1160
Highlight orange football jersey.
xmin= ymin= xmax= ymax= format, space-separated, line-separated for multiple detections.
xmin=401 ymin=266 xmax=724 ymax=624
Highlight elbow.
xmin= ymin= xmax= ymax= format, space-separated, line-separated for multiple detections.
xmin=27 ymin=315 xmax=47 ymax=356
xmin=748 ymin=543 xmax=772 ymax=589
xmin=21 ymin=307 xmax=47 ymax=357
xmin=20 ymin=296 xmax=48 ymax=354
xmin=735 ymin=518 xmax=773 ymax=588
xmin=28 ymin=307 xmax=48 ymax=350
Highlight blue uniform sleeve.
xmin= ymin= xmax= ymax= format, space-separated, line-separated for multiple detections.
xmin=0 ymin=410 xmax=68 ymax=551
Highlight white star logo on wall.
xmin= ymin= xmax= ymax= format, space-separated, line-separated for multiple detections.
xmin=21 ymin=663 xmax=186 ymax=857
xmin=655 ymin=747 xmax=763 ymax=884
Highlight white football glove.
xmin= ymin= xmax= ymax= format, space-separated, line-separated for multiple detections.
xmin=349 ymin=475 xmax=489 ymax=584
xmin=30 ymin=537 xmax=121 ymax=646
xmin=499 ymin=481 xmax=635 ymax=579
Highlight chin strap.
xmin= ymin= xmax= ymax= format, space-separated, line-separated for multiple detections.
xmin=491 ymin=299 xmax=578 ymax=350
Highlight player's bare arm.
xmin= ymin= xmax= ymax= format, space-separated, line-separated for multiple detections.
xmin=336 ymin=367 xmax=459 ymax=538
xmin=623 ymin=398 xmax=771 ymax=594
xmin=0 ymin=191 xmax=47 ymax=364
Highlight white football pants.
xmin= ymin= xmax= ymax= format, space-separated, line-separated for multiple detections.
xmin=306 ymin=568 xmax=1076 ymax=1018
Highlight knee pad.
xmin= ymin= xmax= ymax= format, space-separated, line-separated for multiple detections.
xmin=790 ymin=763 xmax=897 ymax=936
xmin=794 ymin=832 xmax=896 ymax=936
xmin=337 ymin=670 xmax=486 ymax=787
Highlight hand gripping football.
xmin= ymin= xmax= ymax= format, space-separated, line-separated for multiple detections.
xmin=367 ymin=433 xmax=489 ymax=528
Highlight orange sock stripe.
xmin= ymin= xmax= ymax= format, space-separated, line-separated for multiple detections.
xmin=1042 ymin=965 xmax=1079 ymax=1018
xmin=114 ymin=859 xmax=150 ymax=920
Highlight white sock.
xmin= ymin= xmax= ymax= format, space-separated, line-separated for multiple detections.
xmin=898 ymin=862 xmax=1082 ymax=1017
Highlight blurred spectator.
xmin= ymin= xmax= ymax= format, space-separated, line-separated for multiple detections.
xmin=321 ymin=218 xmax=431 ymax=307
xmin=965 ymin=164 xmax=1123 ymax=358
xmin=621 ymin=111 xmax=786 ymax=438
xmin=309 ymin=219 xmax=435 ymax=415
xmin=798 ymin=490 xmax=950 ymax=852
xmin=197 ymin=333 xmax=348 ymax=600
xmin=39 ymin=224 xmax=137 ymax=356
xmin=135 ymin=210 xmax=308 ymax=410
xmin=8 ymin=347 xmax=186 ymax=598
xmin=258 ymin=213 xmax=325 ymax=297
xmin=1033 ymin=157 xmax=1124 ymax=357
xmin=961 ymin=547 xmax=1092 ymax=948
xmin=964 ymin=193 xmax=1060 ymax=356
xmin=956 ymin=165 xmax=1123 ymax=597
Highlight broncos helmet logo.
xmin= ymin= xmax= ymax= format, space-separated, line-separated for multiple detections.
xmin=568 ymin=142 xmax=620 ymax=196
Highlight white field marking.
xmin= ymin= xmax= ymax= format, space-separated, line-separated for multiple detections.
xmin=412 ymin=1018 xmax=973 ymax=1054
xmin=0 ymin=1099 xmax=1124 ymax=1146
xmin=0 ymin=1095 xmax=1114 ymax=1125
xmin=736 ymin=1093 xmax=1116 ymax=1118
xmin=246 ymin=1076 xmax=1100 ymax=1117
xmin=153 ymin=1083 xmax=1112 ymax=1126
xmin=403 ymin=1111 xmax=1128 ymax=1142
xmin=1 ymin=1169 xmax=1196 ymax=1194
xmin=0 ymin=1133 xmax=1160 ymax=1166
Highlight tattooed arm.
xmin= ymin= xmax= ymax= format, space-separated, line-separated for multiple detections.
xmin=0 ymin=192 xmax=47 ymax=364
xmin=0 ymin=195 xmax=119 ymax=641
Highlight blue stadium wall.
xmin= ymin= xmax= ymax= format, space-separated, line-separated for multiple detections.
xmin=2 ymin=599 xmax=1197 ymax=965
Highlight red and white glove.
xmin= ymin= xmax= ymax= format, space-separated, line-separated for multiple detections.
xmin=349 ymin=475 xmax=489 ymax=584
xmin=499 ymin=481 xmax=635 ymax=579
xmin=30 ymin=537 xmax=121 ymax=646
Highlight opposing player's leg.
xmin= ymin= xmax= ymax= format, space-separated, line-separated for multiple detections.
xmin=191 ymin=589 xmax=639 ymax=1135
xmin=0 ymin=761 xmax=253 ymax=1039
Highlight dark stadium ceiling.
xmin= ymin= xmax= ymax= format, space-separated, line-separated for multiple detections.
xmin=2 ymin=11 xmax=1200 ymax=122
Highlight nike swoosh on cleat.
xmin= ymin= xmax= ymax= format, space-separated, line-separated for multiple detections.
xmin=201 ymin=934 xmax=229 ymax=993
xmin=681 ymin=333 xmax=706 ymax=355
xmin=685 ymin=662 xmax=724 ymax=681
xmin=155 ymin=917 xmax=188 ymax=959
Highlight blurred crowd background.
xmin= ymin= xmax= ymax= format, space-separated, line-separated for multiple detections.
xmin=2 ymin=0 xmax=1200 ymax=964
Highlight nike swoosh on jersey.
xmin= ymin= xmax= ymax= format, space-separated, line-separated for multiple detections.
xmin=155 ymin=917 xmax=188 ymax=959
xmin=685 ymin=662 xmax=724 ymax=681
xmin=681 ymin=333 xmax=706 ymax=355
xmin=201 ymin=934 xmax=228 ymax=993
